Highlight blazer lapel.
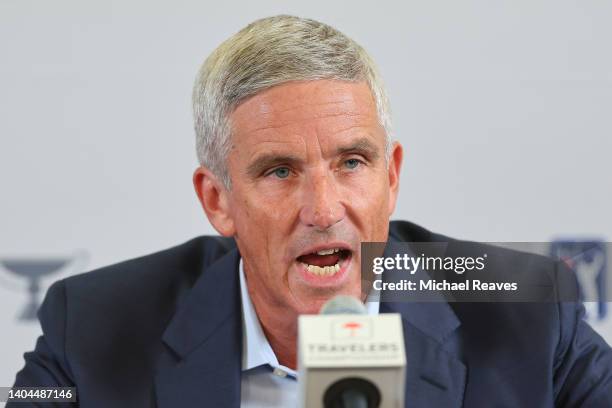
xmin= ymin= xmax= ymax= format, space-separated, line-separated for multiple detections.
xmin=380 ymin=241 xmax=467 ymax=408
xmin=155 ymin=249 xmax=242 ymax=408
xmin=380 ymin=300 xmax=466 ymax=408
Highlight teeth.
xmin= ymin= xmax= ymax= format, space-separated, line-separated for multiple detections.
xmin=305 ymin=263 xmax=341 ymax=276
xmin=316 ymin=248 xmax=340 ymax=255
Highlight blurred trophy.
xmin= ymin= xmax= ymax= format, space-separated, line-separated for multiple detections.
xmin=0 ymin=250 xmax=88 ymax=321
xmin=551 ymin=240 xmax=607 ymax=321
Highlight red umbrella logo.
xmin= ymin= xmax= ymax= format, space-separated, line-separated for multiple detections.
xmin=342 ymin=321 xmax=362 ymax=336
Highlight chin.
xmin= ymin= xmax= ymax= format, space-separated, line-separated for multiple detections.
xmin=296 ymin=298 xmax=330 ymax=315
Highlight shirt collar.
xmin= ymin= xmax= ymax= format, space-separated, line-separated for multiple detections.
xmin=239 ymin=258 xmax=379 ymax=373
xmin=239 ymin=259 xmax=292 ymax=374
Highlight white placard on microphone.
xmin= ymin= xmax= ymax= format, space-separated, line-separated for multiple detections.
xmin=298 ymin=313 xmax=406 ymax=407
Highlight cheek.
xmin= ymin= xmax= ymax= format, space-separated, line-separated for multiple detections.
xmin=241 ymin=191 xmax=294 ymax=227
xmin=232 ymin=187 xmax=297 ymax=257
xmin=342 ymin=172 xmax=390 ymax=217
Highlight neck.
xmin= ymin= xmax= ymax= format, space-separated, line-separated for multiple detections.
xmin=249 ymin=289 xmax=298 ymax=369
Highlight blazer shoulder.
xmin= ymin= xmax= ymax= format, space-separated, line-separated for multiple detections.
xmin=390 ymin=219 xmax=562 ymax=282
xmin=22 ymin=236 xmax=236 ymax=398
xmin=390 ymin=219 xmax=575 ymax=333
xmin=62 ymin=235 xmax=235 ymax=296
xmin=48 ymin=235 xmax=236 ymax=335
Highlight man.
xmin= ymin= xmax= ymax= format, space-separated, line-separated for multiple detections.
xmin=10 ymin=15 xmax=612 ymax=407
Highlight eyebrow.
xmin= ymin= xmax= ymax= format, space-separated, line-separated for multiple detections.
xmin=246 ymin=153 xmax=302 ymax=178
xmin=335 ymin=137 xmax=380 ymax=160
xmin=245 ymin=137 xmax=381 ymax=178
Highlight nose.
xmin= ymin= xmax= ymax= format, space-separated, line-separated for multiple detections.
xmin=299 ymin=169 xmax=346 ymax=230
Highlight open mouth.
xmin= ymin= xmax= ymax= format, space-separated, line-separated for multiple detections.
xmin=296 ymin=248 xmax=352 ymax=277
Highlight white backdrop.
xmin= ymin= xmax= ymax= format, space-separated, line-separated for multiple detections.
xmin=1 ymin=0 xmax=611 ymax=388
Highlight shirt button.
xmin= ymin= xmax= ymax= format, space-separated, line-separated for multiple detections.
xmin=273 ymin=367 xmax=288 ymax=378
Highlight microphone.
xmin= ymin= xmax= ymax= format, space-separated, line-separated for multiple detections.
xmin=320 ymin=296 xmax=376 ymax=408
xmin=298 ymin=296 xmax=406 ymax=408
xmin=319 ymin=295 xmax=367 ymax=315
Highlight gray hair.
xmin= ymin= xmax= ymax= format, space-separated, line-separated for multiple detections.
xmin=192 ymin=15 xmax=392 ymax=188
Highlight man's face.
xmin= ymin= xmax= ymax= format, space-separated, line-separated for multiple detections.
xmin=221 ymin=80 xmax=401 ymax=314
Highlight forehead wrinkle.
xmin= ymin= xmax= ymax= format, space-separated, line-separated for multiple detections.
xmin=237 ymin=111 xmax=375 ymax=137
xmin=261 ymin=104 xmax=371 ymax=124
xmin=229 ymin=115 xmax=306 ymax=147
xmin=315 ymin=117 xmax=381 ymax=134
xmin=255 ymin=88 xmax=369 ymax=112
xmin=233 ymin=98 xmax=373 ymax=134
xmin=261 ymin=97 xmax=360 ymax=114
xmin=234 ymin=122 xmax=381 ymax=165
xmin=236 ymin=140 xmax=306 ymax=165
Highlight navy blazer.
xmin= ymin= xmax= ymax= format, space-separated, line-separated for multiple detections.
xmin=10 ymin=221 xmax=612 ymax=407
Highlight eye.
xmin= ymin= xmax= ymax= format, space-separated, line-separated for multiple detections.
xmin=271 ymin=167 xmax=290 ymax=179
xmin=344 ymin=158 xmax=362 ymax=170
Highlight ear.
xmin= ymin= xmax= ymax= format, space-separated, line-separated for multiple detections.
xmin=387 ymin=142 xmax=403 ymax=216
xmin=193 ymin=166 xmax=236 ymax=236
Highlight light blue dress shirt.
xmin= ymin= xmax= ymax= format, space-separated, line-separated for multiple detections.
xmin=239 ymin=259 xmax=379 ymax=407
